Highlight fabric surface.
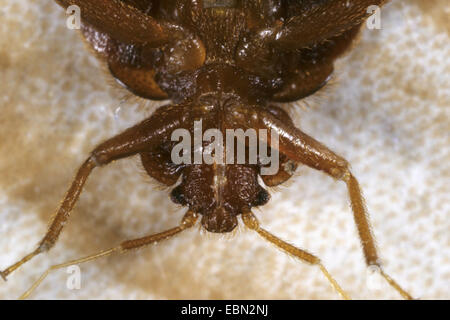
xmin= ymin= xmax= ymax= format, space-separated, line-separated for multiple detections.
xmin=0 ymin=0 xmax=448 ymax=299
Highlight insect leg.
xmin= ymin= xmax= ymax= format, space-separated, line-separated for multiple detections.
xmin=54 ymin=0 xmax=172 ymax=46
xmin=269 ymin=0 xmax=387 ymax=50
xmin=19 ymin=210 xmax=198 ymax=299
xmin=242 ymin=209 xmax=350 ymax=300
xmin=1 ymin=158 xmax=95 ymax=281
xmin=232 ymin=107 xmax=413 ymax=299
xmin=1 ymin=105 xmax=188 ymax=280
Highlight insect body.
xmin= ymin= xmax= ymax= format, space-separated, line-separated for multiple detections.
xmin=1 ymin=0 xmax=413 ymax=299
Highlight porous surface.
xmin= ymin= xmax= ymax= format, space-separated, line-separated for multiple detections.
xmin=0 ymin=0 xmax=448 ymax=299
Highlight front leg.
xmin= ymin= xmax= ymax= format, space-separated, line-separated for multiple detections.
xmin=54 ymin=0 xmax=171 ymax=45
xmin=232 ymin=107 xmax=413 ymax=299
xmin=272 ymin=0 xmax=387 ymax=50
xmin=1 ymin=104 xmax=187 ymax=280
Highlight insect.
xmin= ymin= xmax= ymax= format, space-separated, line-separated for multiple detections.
xmin=0 ymin=0 xmax=416 ymax=299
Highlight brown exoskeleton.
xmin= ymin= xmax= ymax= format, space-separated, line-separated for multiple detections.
xmin=0 ymin=0 xmax=414 ymax=299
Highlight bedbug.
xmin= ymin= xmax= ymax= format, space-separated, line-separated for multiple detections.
xmin=0 ymin=0 xmax=424 ymax=299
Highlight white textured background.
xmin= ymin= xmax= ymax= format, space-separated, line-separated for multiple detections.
xmin=0 ymin=0 xmax=448 ymax=299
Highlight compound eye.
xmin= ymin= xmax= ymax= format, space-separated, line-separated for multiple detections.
xmin=170 ymin=185 xmax=187 ymax=205
xmin=253 ymin=188 xmax=270 ymax=207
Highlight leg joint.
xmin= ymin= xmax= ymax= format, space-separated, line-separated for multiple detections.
xmin=241 ymin=211 xmax=260 ymax=230
xmin=37 ymin=241 xmax=52 ymax=253
xmin=329 ymin=162 xmax=350 ymax=180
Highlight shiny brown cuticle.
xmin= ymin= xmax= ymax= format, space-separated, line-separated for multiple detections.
xmin=1 ymin=0 xmax=414 ymax=300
